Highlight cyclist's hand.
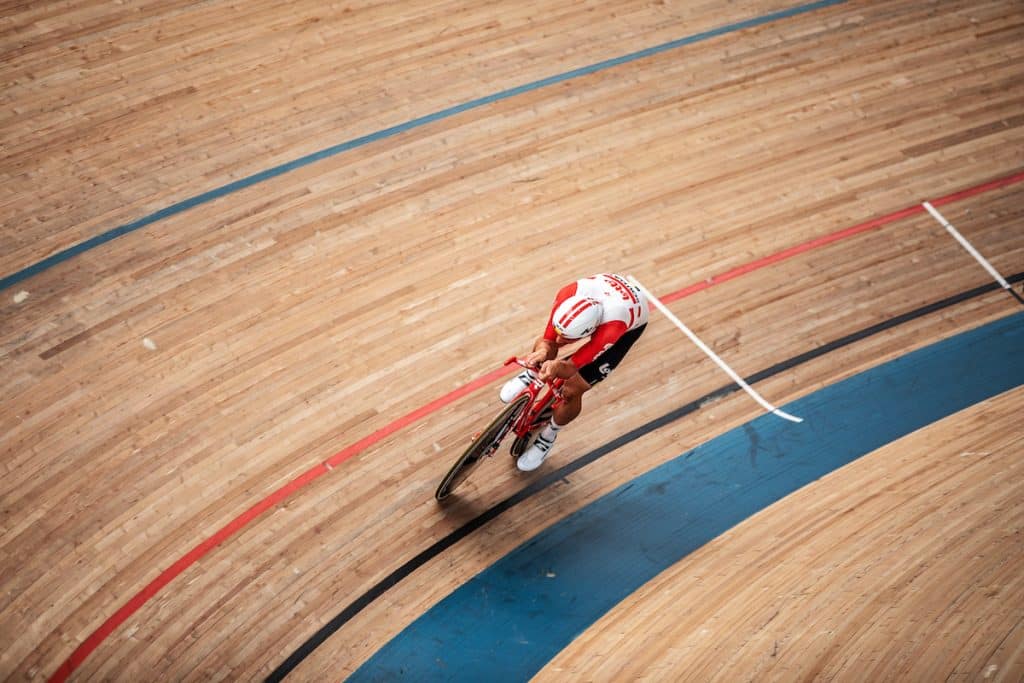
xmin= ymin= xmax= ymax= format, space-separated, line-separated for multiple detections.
xmin=539 ymin=359 xmax=573 ymax=381
xmin=524 ymin=349 xmax=548 ymax=369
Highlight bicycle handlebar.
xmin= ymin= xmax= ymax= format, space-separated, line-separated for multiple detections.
xmin=505 ymin=356 xmax=535 ymax=371
xmin=504 ymin=357 xmax=565 ymax=395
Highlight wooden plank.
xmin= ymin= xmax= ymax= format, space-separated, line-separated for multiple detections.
xmin=0 ymin=0 xmax=1021 ymax=679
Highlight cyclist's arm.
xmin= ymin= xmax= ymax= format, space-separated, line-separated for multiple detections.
xmin=539 ymin=327 xmax=623 ymax=382
xmin=525 ymin=337 xmax=557 ymax=367
xmin=569 ymin=321 xmax=627 ymax=368
xmin=539 ymin=324 xmax=624 ymax=382
xmin=538 ymin=357 xmax=580 ymax=381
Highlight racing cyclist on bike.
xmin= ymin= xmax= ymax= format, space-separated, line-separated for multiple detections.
xmin=500 ymin=273 xmax=649 ymax=471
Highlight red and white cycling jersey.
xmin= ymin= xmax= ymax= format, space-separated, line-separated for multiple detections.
xmin=542 ymin=273 xmax=649 ymax=368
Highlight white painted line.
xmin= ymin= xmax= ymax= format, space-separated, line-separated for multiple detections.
xmin=923 ymin=201 xmax=1013 ymax=291
xmin=627 ymin=275 xmax=803 ymax=423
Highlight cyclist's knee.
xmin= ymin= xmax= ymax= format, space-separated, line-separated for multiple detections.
xmin=561 ymin=375 xmax=590 ymax=403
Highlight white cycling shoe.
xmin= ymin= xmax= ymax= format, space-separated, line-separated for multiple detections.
xmin=516 ymin=432 xmax=556 ymax=472
xmin=500 ymin=370 xmax=536 ymax=403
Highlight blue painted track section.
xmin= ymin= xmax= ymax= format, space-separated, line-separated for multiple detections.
xmin=0 ymin=0 xmax=845 ymax=292
xmin=350 ymin=311 xmax=1024 ymax=681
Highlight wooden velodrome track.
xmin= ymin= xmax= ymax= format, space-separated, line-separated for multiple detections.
xmin=2 ymin=0 xmax=1023 ymax=679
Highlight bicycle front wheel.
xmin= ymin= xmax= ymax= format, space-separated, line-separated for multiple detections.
xmin=511 ymin=395 xmax=556 ymax=457
xmin=435 ymin=394 xmax=530 ymax=501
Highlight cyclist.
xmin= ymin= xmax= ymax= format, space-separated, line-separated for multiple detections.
xmin=501 ymin=273 xmax=649 ymax=471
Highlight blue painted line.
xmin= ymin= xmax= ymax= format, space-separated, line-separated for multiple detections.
xmin=0 ymin=0 xmax=846 ymax=292
xmin=350 ymin=311 xmax=1024 ymax=681
xmin=268 ymin=273 xmax=1024 ymax=682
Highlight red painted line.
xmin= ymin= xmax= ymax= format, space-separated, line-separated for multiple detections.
xmin=48 ymin=368 xmax=516 ymax=683
xmin=49 ymin=168 xmax=1024 ymax=682
xmin=930 ymin=169 xmax=1024 ymax=207
xmin=325 ymin=366 xmax=512 ymax=468
xmin=661 ymin=205 xmax=924 ymax=303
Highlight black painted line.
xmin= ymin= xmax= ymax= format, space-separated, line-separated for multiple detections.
xmin=266 ymin=271 xmax=1024 ymax=681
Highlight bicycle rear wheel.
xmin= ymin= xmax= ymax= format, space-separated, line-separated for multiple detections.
xmin=435 ymin=394 xmax=530 ymax=501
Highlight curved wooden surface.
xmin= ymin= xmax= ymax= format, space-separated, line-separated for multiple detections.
xmin=1 ymin=0 xmax=1022 ymax=680
xmin=538 ymin=385 xmax=1024 ymax=681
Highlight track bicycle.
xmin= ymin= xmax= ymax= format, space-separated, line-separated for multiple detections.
xmin=435 ymin=358 xmax=564 ymax=501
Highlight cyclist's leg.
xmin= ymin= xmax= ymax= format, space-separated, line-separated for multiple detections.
xmin=499 ymin=368 xmax=536 ymax=404
xmin=518 ymin=324 xmax=646 ymax=471
xmin=551 ymin=373 xmax=588 ymax=426
xmin=577 ymin=323 xmax=646 ymax=387
xmin=552 ymin=323 xmax=646 ymax=427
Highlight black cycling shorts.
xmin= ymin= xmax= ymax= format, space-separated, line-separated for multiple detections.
xmin=578 ymin=324 xmax=646 ymax=386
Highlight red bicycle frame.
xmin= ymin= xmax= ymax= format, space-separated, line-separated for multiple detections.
xmin=435 ymin=357 xmax=567 ymax=500
xmin=504 ymin=357 xmax=564 ymax=442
